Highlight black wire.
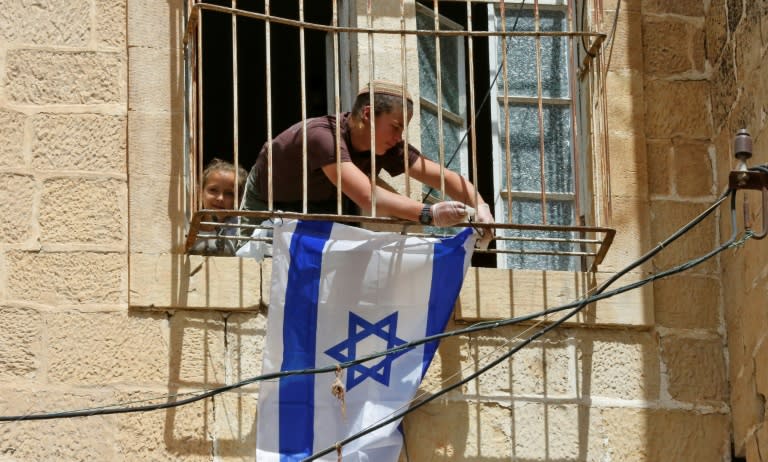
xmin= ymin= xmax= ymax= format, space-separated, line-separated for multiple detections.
xmin=305 ymin=190 xmax=742 ymax=461
xmin=0 ymin=189 xmax=739 ymax=424
xmin=580 ymin=0 xmax=592 ymax=56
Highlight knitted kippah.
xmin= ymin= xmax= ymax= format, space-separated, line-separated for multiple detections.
xmin=357 ymin=80 xmax=413 ymax=103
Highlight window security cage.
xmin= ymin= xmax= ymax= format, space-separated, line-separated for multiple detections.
xmin=182 ymin=0 xmax=615 ymax=272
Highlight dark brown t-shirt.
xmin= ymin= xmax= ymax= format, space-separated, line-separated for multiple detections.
xmin=245 ymin=112 xmax=421 ymax=204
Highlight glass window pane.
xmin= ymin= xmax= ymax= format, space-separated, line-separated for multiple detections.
xmin=417 ymin=9 xmax=463 ymax=114
xmin=420 ymin=109 xmax=464 ymax=172
xmin=498 ymin=103 xmax=573 ymax=194
xmin=500 ymin=199 xmax=577 ymax=271
xmin=420 ymin=108 xmax=465 ymax=201
xmin=495 ymin=9 xmax=569 ymax=98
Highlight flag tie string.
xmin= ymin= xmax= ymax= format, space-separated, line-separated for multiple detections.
xmin=331 ymin=364 xmax=346 ymax=420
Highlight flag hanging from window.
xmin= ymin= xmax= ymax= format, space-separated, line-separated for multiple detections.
xmin=256 ymin=220 xmax=476 ymax=461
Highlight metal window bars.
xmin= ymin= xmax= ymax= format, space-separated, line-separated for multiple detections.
xmin=182 ymin=0 xmax=614 ymax=272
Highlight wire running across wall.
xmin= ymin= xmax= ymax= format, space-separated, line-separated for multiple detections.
xmin=0 ymin=186 xmax=751 ymax=427
xmin=182 ymin=0 xmax=615 ymax=272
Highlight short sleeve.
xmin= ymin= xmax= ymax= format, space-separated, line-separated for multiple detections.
xmin=305 ymin=118 xmax=351 ymax=171
xmin=380 ymin=143 xmax=422 ymax=177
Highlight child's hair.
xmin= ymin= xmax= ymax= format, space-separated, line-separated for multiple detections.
xmin=202 ymin=157 xmax=248 ymax=196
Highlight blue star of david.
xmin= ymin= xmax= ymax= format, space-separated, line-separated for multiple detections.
xmin=324 ymin=311 xmax=409 ymax=390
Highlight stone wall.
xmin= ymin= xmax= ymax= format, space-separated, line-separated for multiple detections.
xmin=708 ymin=0 xmax=768 ymax=460
xmin=0 ymin=0 xmax=760 ymax=460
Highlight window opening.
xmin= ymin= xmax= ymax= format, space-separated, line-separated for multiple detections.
xmin=183 ymin=0 xmax=614 ymax=272
xmin=416 ymin=3 xmax=468 ymax=203
xmin=489 ymin=2 xmax=580 ymax=270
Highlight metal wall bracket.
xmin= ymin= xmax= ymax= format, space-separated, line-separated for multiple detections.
xmin=728 ymin=129 xmax=768 ymax=239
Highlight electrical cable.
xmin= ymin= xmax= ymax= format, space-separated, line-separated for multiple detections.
xmin=0 ymin=189 xmax=741 ymax=428
xmin=304 ymin=190 xmax=744 ymax=461
xmin=580 ymin=0 xmax=592 ymax=56
xmin=302 ymin=194 xmax=751 ymax=462
xmin=602 ymin=0 xmax=622 ymax=74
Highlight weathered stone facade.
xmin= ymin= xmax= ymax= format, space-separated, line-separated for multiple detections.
xmin=0 ymin=0 xmax=765 ymax=460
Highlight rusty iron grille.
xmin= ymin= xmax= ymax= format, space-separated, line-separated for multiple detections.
xmin=182 ymin=0 xmax=614 ymax=272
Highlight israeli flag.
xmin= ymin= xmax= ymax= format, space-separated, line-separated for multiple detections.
xmin=256 ymin=220 xmax=476 ymax=461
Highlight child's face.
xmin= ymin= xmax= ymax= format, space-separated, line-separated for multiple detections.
xmin=202 ymin=170 xmax=236 ymax=210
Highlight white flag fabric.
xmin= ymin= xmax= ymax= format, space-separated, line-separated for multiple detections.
xmin=256 ymin=220 xmax=476 ymax=461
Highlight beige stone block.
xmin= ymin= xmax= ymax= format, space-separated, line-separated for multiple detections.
xmin=643 ymin=0 xmax=706 ymax=16
xmin=31 ymin=113 xmax=126 ymax=173
xmin=401 ymin=401 xmax=472 ymax=459
xmin=0 ymin=0 xmax=90 ymax=46
xmin=649 ymin=200 xmax=718 ymax=275
xmin=128 ymin=0 xmax=184 ymax=49
xmin=211 ymin=392 xmax=258 ymax=459
xmin=128 ymin=111 xmax=184 ymax=177
xmin=706 ymin=0 xmax=727 ymax=63
xmin=47 ymin=311 xmax=169 ymax=384
xmin=603 ymin=0 xmax=641 ymax=13
xmin=0 ymin=306 xmax=42 ymax=379
xmin=470 ymin=331 xmax=575 ymax=398
xmin=128 ymin=174 xmax=186 ymax=254
xmin=730 ymin=366 xmax=763 ymax=454
xmin=404 ymin=401 xmax=580 ymax=460
xmin=721 ymin=261 xmax=749 ymax=368
xmin=755 ymin=336 xmax=768 ymax=398
xmin=711 ymin=42 xmax=736 ymax=131
xmin=598 ymin=195 xmax=653 ymax=271
xmin=661 ymin=335 xmax=726 ymax=404
xmin=0 ymin=388 xmax=118 ymax=460
xmin=260 ymin=258 xmax=272 ymax=306
xmin=580 ymin=329 xmax=660 ymax=400
xmin=167 ymin=311 xmax=228 ymax=386
xmin=456 ymin=266 xmax=654 ymax=327
xmin=600 ymin=9 xmax=643 ymax=72
xmin=672 ymin=139 xmax=715 ymax=197
xmin=129 ymin=253 xmax=262 ymax=309
xmin=653 ymin=275 xmax=720 ymax=329
xmin=587 ymin=407 xmax=648 ymax=461
xmin=40 ymin=177 xmax=126 ymax=245
xmin=762 ymin=1 xmax=768 ymax=49
xmin=96 ymin=0 xmax=127 ymax=48
xmin=643 ymin=18 xmax=704 ymax=76
xmin=7 ymin=251 xmax=126 ymax=305
xmin=588 ymin=407 xmax=730 ymax=461
xmin=114 ymin=390 xmax=213 ymax=460
xmin=509 ymin=401 xmax=580 ymax=460
xmin=647 ymin=140 xmax=672 ymax=195
xmin=608 ymin=133 xmax=648 ymax=198
xmin=746 ymin=423 xmax=768 ymax=462
xmin=0 ymin=174 xmax=35 ymax=244
xmin=226 ymin=312 xmax=268 ymax=389
xmin=744 ymin=433 xmax=760 ymax=462
xmin=712 ymin=128 xmax=732 ymax=193
xmin=606 ymin=72 xmax=645 ymax=134
xmin=128 ymin=46 xmax=183 ymax=113
xmin=0 ymin=110 xmax=26 ymax=168
xmin=6 ymin=50 xmax=124 ymax=105
xmin=644 ymin=80 xmax=711 ymax=139
xmin=646 ymin=409 xmax=730 ymax=460
xmin=417 ymin=329 xmax=464 ymax=394
xmin=738 ymin=285 xmax=768 ymax=353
